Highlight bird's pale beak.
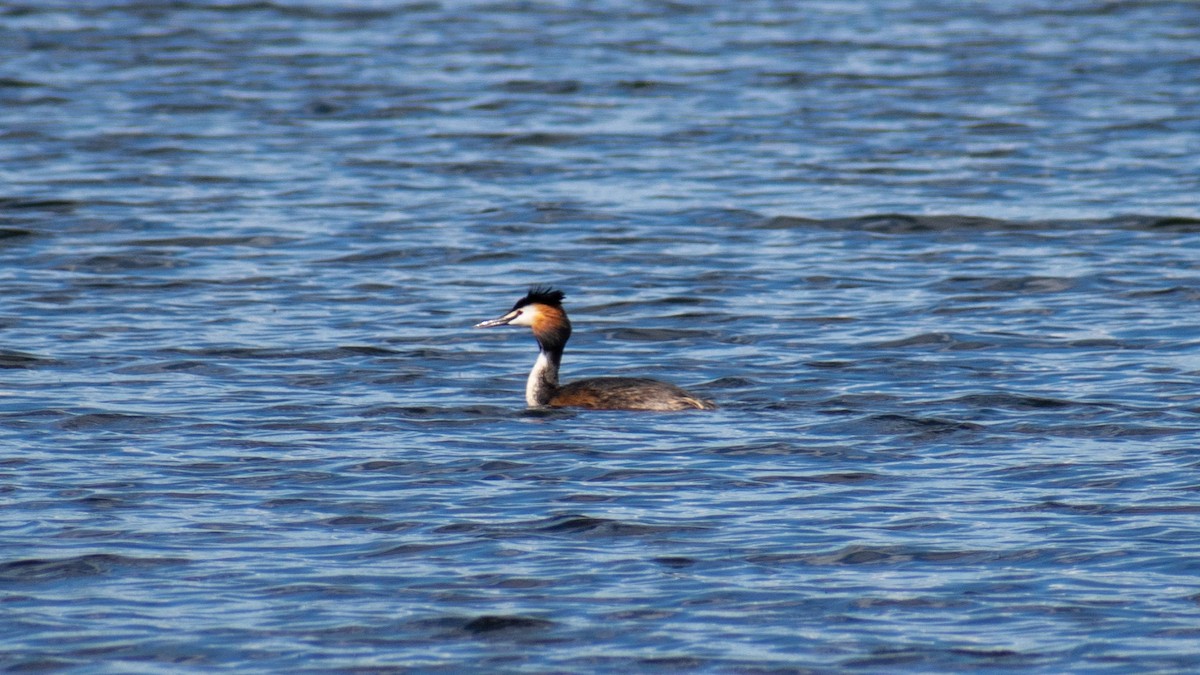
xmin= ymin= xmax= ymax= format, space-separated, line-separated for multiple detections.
xmin=474 ymin=310 xmax=519 ymax=328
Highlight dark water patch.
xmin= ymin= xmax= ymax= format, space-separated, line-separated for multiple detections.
xmin=262 ymin=583 xmax=364 ymax=598
xmin=470 ymin=576 xmax=553 ymax=590
xmin=843 ymin=646 xmax=1041 ymax=670
xmin=704 ymin=442 xmax=874 ymax=461
xmin=806 ymin=360 xmax=855 ymax=369
xmin=0 ymin=554 xmax=188 ymax=584
xmin=458 ymin=249 xmax=522 ymax=264
xmin=0 ymin=197 xmax=77 ymax=212
xmin=0 ymin=78 xmax=42 ymax=88
xmin=1124 ymin=286 xmax=1200 ymax=301
xmin=987 ymin=462 xmax=1119 ymax=482
xmin=361 ymin=541 xmax=476 ymax=559
xmin=653 ymin=557 xmax=696 ymax=569
xmin=57 ymin=412 xmax=168 ymax=432
xmin=586 ymin=468 xmax=693 ymax=483
xmin=229 ymin=469 xmax=340 ymax=488
xmin=316 ymin=515 xmax=392 ymax=528
xmin=476 ymin=202 xmax=619 ymax=227
xmin=1118 ymin=504 xmax=1200 ymax=516
xmin=461 ymin=615 xmax=554 ymax=634
xmin=758 ymin=213 xmax=1200 ymax=233
xmin=70 ymin=494 xmax=137 ymax=510
xmin=111 ymin=360 xmax=237 ymax=376
xmin=1120 ymin=215 xmax=1200 ymax=232
xmin=0 ymin=657 xmax=80 ymax=672
xmin=1019 ymin=501 xmax=1200 ymax=517
xmin=363 ymin=404 xmax=517 ymax=425
xmin=501 ymin=132 xmax=580 ymax=147
xmin=614 ymin=79 xmax=685 ymax=92
xmin=553 ymin=493 xmax=618 ymax=504
xmin=948 ymin=392 xmax=1080 ymax=411
xmin=530 ymin=514 xmax=701 ymax=537
xmin=1010 ymin=421 xmax=1191 ymax=439
xmin=859 ymin=414 xmax=985 ymax=437
xmin=0 ymin=350 xmax=55 ymax=368
xmin=0 ymin=228 xmax=34 ymax=241
xmin=50 ymin=529 xmax=126 ymax=540
xmin=254 ymin=494 xmax=321 ymax=509
xmin=500 ymin=79 xmax=580 ymax=94
xmin=433 ymin=522 xmax=489 ymax=535
xmin=702 ymin=441 xmax=806 ymax=456
xmin=697 ymin=376 xmax=758 ymax=390
xmin=977 ymin=276 xmax=1077 ymax=293
xmin=367 ymin=521 xmax=420 ymax=534
xmin=754 ymin=472 xmax=883 ymax=485
xmin=125 ymin=235 xmax=295 ymax=248
xmin=760 ymin=213 xmax=1014 ymax=232
xmin=164 ymin=345 xmax=397 ymax=361
xmin=866 ymin=332 xmax=999 ymax=351
xmin=432 ymin=160 xmax=557 ymax=180
xmin=345 ymin=459 xmax=423 ymax=472
xmin=750 ymin=545 xmax=1010 ymax=567
xmin=68 ymin=252 xmax=190 ymax=273
xmin=852 ymin=595 xmax=969 ymax=610
xmin=580 ymin=234 xmax=683 ymax=246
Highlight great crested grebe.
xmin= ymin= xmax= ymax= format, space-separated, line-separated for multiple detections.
xmin=474 ymin=286 xmax=717 ymax=411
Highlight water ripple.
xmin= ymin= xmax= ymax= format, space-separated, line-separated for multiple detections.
xmin=2 ymin=0 xmax=1199 ymax=671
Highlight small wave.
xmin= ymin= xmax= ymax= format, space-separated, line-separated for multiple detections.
xmin=867 ymin=331 xmax=997 ymax=351
xmin=750 ymin=545 xmax=1000 ymax=567
xmin=164 ymin=345 xmax=397 ymax=360
xmin=754 ymin=472 xmax=883 ymax=484
xmin=58 ymin=412 xmax=166 ymax=432
xmin=530 ymin=514 xmax=703 ymax=537
xmin=755 ymin=213 xmax=1200 ymax=233
xmin=125 ymin=235 xmax=294 ymax=248
xmin=949 ymin=393 xmax=1079 ymax=410
xmin=0 ymin=350 xmax=55 ymax=369
xmin=0 ymin=197 xmax=78 ymax=212
xmin=1019 ymin=501 xmax=1200 ymax=516
xmin=863 ymin=413 xmax=985 ymax=435
xmin=0 ymin=553 xmax=188 ymax=583
xmin=67 ymin=253 xmax=190 ymax=273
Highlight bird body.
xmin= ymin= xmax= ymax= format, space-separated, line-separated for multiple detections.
xmin=475 ymin=287 xmax=716 ymax=411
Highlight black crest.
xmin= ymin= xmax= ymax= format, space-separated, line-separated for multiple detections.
xmin=514 ymin=285 xmax=565 ymax=309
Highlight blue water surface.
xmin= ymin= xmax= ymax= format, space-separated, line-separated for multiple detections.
xmin=2 ymin=1 xmax=1200 ymax=672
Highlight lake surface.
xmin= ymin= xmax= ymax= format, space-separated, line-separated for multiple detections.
xmin=2 ymin=1 xmax=1200 ymax=672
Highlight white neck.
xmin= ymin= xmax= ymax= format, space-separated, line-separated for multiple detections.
xmin=525 ymin=350 xmax=560 ymax=407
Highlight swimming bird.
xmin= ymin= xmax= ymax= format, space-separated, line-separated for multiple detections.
xmin=474 ymin=286 xmax=717 ymax=411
